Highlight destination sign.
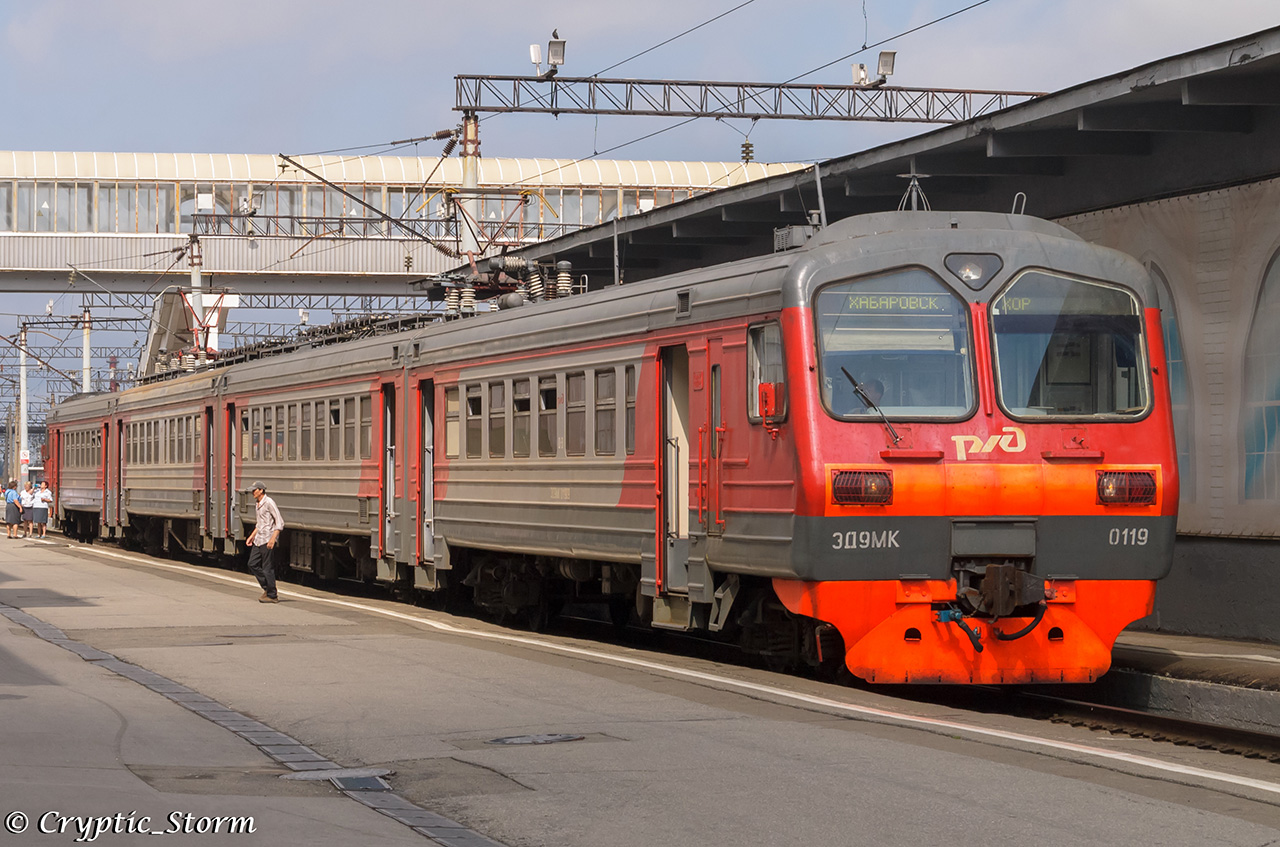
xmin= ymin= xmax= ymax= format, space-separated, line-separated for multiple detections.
xmin=839 ymin=293 xmax=952 ymax=314
xmin=993 ymin=295 xmax=1139 ymax=316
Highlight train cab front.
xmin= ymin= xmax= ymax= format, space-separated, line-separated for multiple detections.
xmin=772 ymin=220 xmax=1179 ymax=684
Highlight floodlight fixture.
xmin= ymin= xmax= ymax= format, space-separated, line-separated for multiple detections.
xmin=877 ymin=51 xmax=896 ymax=78
xmin=547 ymin=37 xmax=566 ymax=67
xmin=529 ymin=43 xmax=542 ymax=74
xmin=853 ymin=63 xmax=869 ymax=86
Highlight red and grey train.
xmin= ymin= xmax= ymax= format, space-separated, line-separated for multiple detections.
xmin=46 ymin=211 xmax=1177 ymax=684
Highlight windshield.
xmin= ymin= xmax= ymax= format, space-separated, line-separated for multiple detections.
xmin=992 ymin=272 xmax=1149 ymax=418
xmin=814 ymin=269 xmax=974 ymax=418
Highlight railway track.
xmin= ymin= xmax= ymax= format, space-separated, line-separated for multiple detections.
xmin=1009 ymin=689 xmax=1280 ymax=763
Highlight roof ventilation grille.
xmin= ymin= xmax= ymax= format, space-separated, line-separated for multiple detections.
xmin=676 ymin=290 xmax=692 ymax=317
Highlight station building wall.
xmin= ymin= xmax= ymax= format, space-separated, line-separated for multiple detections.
xmin=1059 ymin=178 xmax=1280 ymax=643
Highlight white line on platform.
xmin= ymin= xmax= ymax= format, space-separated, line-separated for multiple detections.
xmin=1122 ymin=643 xmax=1280 ymax=665
xmin=80 ymin=546 xmax=1280 ymax=800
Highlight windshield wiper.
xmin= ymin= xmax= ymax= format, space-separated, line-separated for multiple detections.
xmin=841 ymin=366 xmax=902 ymax=445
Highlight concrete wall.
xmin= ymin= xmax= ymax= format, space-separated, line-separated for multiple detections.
xmin=1059 ymin=181 xmax=1280 ymax=646
xmin=1059 ymin=180 xmax=1280 ymax=539
xmin=1132 ymin=536 xmax=1280 ymax=644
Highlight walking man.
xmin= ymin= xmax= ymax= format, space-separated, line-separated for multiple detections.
xmin=246 ymin=481 xmax=284 ymax=603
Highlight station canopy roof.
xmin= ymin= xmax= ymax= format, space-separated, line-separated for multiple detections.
xmin=474 ymin=26 xmax=1280 ymax=285
xmin=0 ymin=150 xmax=803 ymax=189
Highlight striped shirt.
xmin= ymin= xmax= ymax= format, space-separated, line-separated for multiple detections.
xmin=253 ymin=494 xmax=284 ymax=545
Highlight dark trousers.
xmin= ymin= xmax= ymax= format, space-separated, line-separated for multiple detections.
xmin=247 ymin=543 xmax=277 ymax=598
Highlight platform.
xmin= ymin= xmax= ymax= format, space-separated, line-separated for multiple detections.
xmin=2 ymin=537 xmax=1277 ymax=844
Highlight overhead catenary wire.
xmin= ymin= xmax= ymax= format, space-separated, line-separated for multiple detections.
xmin=593 ymin=0 xmax=757 ymax=77
xmin=503 ymin=0 xmax=1001 ymax=188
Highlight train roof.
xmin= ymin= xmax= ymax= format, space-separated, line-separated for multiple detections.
xmin=48 ymin=210 xmax=1147 ymax=425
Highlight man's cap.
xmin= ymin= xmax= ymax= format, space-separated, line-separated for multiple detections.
xmin=250 ymin=481 xmax=267 ymax=492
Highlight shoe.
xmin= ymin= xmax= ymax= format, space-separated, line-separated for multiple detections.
xmin=258 ymin=592 xmax=270 ymax=601
xmin=259 ymin=595 xmax=279 ymax=604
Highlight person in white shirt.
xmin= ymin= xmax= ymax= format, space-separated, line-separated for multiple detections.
xmin=34 ymin=481 xmax=53 ymax=538
xmin=19 ymin=482 xmax=35 ymax=538
xmin=245 ymin=481 xmax=284 ymax=603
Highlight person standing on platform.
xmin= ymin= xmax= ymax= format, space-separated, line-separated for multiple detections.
xmin=3 ymin=482 xmax=16 ymax=539
xmin=35 ymin=481 xmax=53 ymax=538
xmin=245 ymin=481 xmax=284 ymax=603
xmin=19 ymin=481 xmax=35 ymax=538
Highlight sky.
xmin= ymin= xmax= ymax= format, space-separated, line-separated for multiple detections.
xmin=1 ymin=0 xmax=1279 ymax=424
xmin=3 ymin=0 xmax=1280 ymax=164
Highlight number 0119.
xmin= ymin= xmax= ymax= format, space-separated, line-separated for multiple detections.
xmin=1109 ymin=527 xmax=1148 ymax=546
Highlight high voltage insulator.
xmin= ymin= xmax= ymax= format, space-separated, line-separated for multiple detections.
xmin=460 ymin=285 xmax=476 ymax=314
xmin=555 ymin=261 xmax=572 ymax=299
xmin=445 ymin=287 xmax=461 ymax=317
xmin=527 ymin=268 xmax=544 ymax=301
xmin=741 ymin=141 xmax=754 ymax=163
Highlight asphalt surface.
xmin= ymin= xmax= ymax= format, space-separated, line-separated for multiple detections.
xmin=2 ymin=535 xmax=1278 ymax=846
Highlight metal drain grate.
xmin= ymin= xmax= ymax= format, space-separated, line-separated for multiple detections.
xmin=330 ymin=775 xmax=392 ymax=791
xmin=486 ymin=734 xmax=584 ymax=746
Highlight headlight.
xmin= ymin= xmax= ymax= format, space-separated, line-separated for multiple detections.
xmin=1097 ymin=471 xmax=1157 ymax=505
xmin=832 ymin=470 xmax=893 ymax=505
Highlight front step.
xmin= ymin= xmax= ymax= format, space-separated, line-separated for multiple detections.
xmin=651 ymin=594 xmax=692 ymax=630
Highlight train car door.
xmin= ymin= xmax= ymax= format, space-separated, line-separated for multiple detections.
xmin=380 ymin=383 xmax=398 ymax=559
xmin=100 ymin=422 xmax=109 ymax=529
xmin=225 ymin=402 xmax=238 ymax=547
xmin=50 ymin=428 xmax=60 ymax=519
xmin=202 ymin=406 xmax=214 ymax=546
xmin=657 ymin=345 xmax=691 ymax=594
xmin=112 ymin=420 xmax=123 ymax=531
xmin=418 ymin=379 xmax=435 ymax=566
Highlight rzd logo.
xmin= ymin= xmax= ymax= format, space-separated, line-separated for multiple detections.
xmin=951 ymin=426 xmax=1026 ymax=461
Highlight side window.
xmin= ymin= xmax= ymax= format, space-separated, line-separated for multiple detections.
xmin=566 ymin=372 xmax=586 ymax=456
xmin=595 ymin=369 xmax=616 ymax=456
xmin=748 ymin=323 xmax=787 ymax=420
xmin=241 ymin=411 xmax=250 ymax=461
xmin=314 ymin=400 xmax=327 ymax=461
xmin=288 ymin=404 xmax=298 ymax=462
xmin=262 ymin=407 xmax=272 ymax=461
xmin=328 ymin=399 xmax=341 ymax=460
xmin=538 ymin=376 xmax=558 ymax=457
xmin=343 ymin=397 xmax=356 ymax=460
xmin=301 ymin=402 xmax=312 ymax=461
xmin=276 ymin=405 xmax=286 ymax=461
xmin=711 ymin=364 xmax=721 ymax=458
xmin=513 ymin=379 xmax=531 ymax=458
xmin=489 ymin=382 xmax=506 ymax=459
xmin=252 ymin=408 xmax=262 ymax=461
xmin=625 ymin=365 xmax=637 ymax=455
xmin=359 ymin=395 xmax=372 ymax=459
xmin=444 ymin=387 xmax=460 ymax=458
xmin=465 ymin=385 xmax=483 ymax=459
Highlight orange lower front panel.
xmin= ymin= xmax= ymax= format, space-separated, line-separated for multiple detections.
xmin=773 ymin=578 xmax=1156 ymax=685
